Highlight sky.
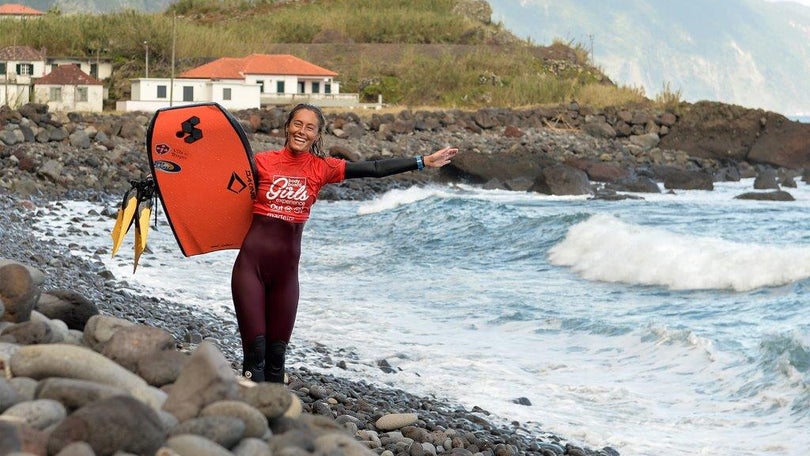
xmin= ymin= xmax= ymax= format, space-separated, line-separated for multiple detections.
xmin=766 ymin=0 xmax=810 ymax=6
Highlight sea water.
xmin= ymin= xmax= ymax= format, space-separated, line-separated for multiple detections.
xmin=33 ymin=179 xmax=810 ymax=456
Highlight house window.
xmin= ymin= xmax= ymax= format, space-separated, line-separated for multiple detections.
xmin=156 ymin=85 xmax=167 ymax=99
xmin=16 ymin=63 xmax=34 ymax=76
xmin=223 ymin=88 xmax=232 ymax=100
xmin=312 ymin=82 xmax=320 ymax=94
xmin=182 ymin=86 xmax=193 ymax=101
xmin=77 ymin=87 xmax=88 ymax=102
xmin=50 ymin=64 xmax=58 ymax=72
xmin=276 ymin=81 xmax=284 ymax=93
xmin=90 ymin=63 xmax=98 ymax=79
xmin=0 ymin=62 xmax=5 ymax=74
xmin=257 ymin=80 xmax=264 ymax=93
xmin=325 ymin=83 xmax=331 ymax=94
xmin=49 ymin=87 xmax=62 ymax=101
xmin=297 ymin=82 xmax=305 ymax=94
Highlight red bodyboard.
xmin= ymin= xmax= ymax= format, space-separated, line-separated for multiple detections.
xmin=146 ymin=103 xmax=257 ymax=256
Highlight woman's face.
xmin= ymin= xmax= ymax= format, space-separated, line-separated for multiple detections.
xmin=285 ymin=109 xmax=321 ymax=153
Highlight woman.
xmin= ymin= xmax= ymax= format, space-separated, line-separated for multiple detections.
xmin=231 ymin=103 xmax=458 ymax=382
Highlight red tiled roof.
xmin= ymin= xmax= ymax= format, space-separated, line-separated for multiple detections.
xmin=0 ymin=3 xmax=45 ymax=16
xmin=179 ymin=54 xmax=338 ymax=79
xmin=36 ymin=64 xmax=102 ymax=86
xmin=0 ymin=45 xmax=45 ymax=61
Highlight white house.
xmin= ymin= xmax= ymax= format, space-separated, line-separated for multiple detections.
xmin=0 ymin=45 xmax=47 ymax=108
xmin=117 ymin=53 xmax=358 ymax=112
xmin=117 ymin=77 xmax=261 ymax=112
xmin=33 ymin=64 xmax=104 ymax=112
xmin=47 ymin=56 xmax=113 ymax=81
xmin=0 ymin=4 xmax=45 ymax=20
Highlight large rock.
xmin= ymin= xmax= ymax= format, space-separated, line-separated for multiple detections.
xmin=0 ymin=259 xmax=45 ymax=286
xmin=442 ymin=148 xmax=552 ymax=185
xmin=530 ymin=164 xmax=592 ymax=195
xmin=9 ymin=343 xmax=167 ymax=409
xmin=35 ymin=377 xmax=130 ymax=412
xmin=35 ymin=289 xmax=99 ymax=331
xmin=47 ymin=395 xmax=166 ymax=455
xmin=659 ymin=101 xmax=763 ymax=162
xmin=747 ymin=117 xmax=810 ymax=169
xmin=0 ymin=263 xmax=40 ymax=323
xmin=1 ymin=398 xmax=67 ymax=430
xmin=734 ymin=190 xmax=795 ymax=201
xmin=201 ymin=400 xmax=269 ymax=439
xmin=137 ymin=349 xmax=190 ymax=387
xmin=170 ymin=415 xmax=245 ymax=449
xmin=161 ymin=341 xmax=240 ymax=422
xmin=660 ymin=101 xmax=810 ymax=169
xmin=100 ymin=324 xmax=176 ymax=373
xmin=241 ymin=383 xmax=293 ymax=420
xmin=565 ymin=158 xmax=631 ymax=183
xmin=0 ymin=320 xmax=55 ymax=345
xmin=81 ymin=314 xmax=134 ymax=351
xmin=652 ymin=165 xmax=714 ymax=191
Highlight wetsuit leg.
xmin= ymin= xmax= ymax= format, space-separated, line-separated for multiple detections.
xmin=231 ymin=215 xmax=303 ymax=378
xmin=266 ymin=340 xmax=288 ymax=383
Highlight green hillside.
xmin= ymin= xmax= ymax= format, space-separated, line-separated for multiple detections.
xmin=0 ymin=0 xmax=660 ymax=109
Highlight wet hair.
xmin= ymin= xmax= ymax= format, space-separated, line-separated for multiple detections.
xmin=284 ymin=103 xmax=326 ymax=157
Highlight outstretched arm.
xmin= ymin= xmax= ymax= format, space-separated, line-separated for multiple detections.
xmin=344 ymin=147 xmax=458 ymax=179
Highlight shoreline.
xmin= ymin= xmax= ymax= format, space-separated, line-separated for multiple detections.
xmin=1 ymin=191 xmax=616 ymax=456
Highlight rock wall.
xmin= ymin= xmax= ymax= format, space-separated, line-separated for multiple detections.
xmin=1 ymin=101 xmax=808 ymax=199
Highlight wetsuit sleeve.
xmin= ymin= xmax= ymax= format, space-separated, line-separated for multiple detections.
xmin=344 ymin=157 xmax=420 ymax=179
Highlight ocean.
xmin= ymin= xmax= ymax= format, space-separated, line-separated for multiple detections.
xmin=33 ymin=179 xmax=810 ymax=456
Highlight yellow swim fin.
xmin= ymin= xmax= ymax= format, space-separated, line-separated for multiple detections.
xmin=111 ymin=187 xmax=138 ymax=258
xmin=133 ymin=198 xmax=153 ymax=273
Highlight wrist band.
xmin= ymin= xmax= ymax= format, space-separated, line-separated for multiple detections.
xmin=416 ymin=156 xmax=425 ymax=170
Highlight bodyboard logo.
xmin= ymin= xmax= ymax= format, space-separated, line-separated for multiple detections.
xmin=155 ymin=143 xmax=171 ymax=155
xmin=154 ymin=160 xmax=182 ymax=173
xmin=227 ymin=172 xmax=247 ymax=194
xmin=176 ymin=116 xmax=203 ymax=144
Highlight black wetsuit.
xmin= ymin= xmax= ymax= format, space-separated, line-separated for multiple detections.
xmin=231 ymin=157 xmax=421 ymax=381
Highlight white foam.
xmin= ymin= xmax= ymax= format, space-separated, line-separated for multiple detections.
xmin=356 ymin=186 xmax=440 ymax=215
xmin=548 ymin=213 xmax=810 ymax=291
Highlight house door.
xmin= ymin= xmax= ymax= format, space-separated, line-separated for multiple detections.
xmin=183 ymin=86 xmax=194 ymax=102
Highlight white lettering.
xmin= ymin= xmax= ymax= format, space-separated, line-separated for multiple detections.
xmin=266 ymin=176 xmax=308 ymax=202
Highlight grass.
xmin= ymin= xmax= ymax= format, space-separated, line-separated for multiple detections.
xmin=0 ymin=0 xmax=670 ymax=110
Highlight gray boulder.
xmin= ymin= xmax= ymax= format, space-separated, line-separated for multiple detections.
xmin=0 ymin=264 xmax=40 ymax=323
xmin=530 ymin=164 xmax=592 ymax=195
xmin=35 ymin=289 xmax=99 ymax=331
xmin=47 ymin=395 xmax=166 ymax=456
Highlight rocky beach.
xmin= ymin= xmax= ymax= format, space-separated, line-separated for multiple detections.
xmin=1 ymin=101 xmax=809 ymax=455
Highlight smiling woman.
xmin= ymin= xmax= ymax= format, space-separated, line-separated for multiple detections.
xmin=231 ymin=103 xmax=458 ymax=383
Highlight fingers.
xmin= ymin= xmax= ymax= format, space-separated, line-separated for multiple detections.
xmin=428 ymin=147 xmax=458 ymax=167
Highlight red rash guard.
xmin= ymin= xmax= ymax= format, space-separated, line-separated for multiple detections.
xmin=252 ymin=147 xmax=346 ymax=223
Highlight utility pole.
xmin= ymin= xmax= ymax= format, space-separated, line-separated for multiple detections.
xmin=170 ymin=13 xmax=175 ymax=106
xmin=144 ymin=41 xmax=149 ymax=78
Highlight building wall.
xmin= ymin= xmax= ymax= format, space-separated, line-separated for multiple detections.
xmin=33 ymin=84 xmax=104 ymax=112
xmin=0 ymin=83 xmax=30 ymax=107
xmin=243 ymin=74 xmax=340 ymax=95
xmin=1 ymin=59 xmax=46 ymax=84
xmin=47 ymin=58 xmax=113 ymax=80
xmin=122 ymin=78 xmax=260 ymax=111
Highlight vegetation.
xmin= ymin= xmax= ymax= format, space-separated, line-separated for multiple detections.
xmin=0 ymin=0 xmax=675 ymax=110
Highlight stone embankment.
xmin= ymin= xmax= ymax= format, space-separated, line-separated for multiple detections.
xmin=1 ymin=101 xmax=808 ymax=201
